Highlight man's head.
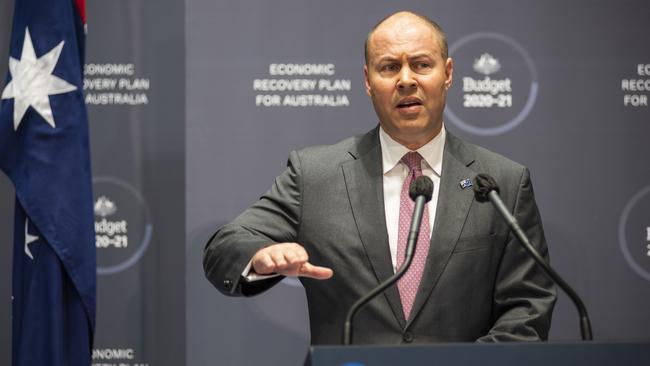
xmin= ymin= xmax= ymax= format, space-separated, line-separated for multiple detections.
xmin=364 ymin=11 xmax=453 ymax=150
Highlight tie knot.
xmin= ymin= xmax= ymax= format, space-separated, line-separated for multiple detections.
xmin=401 ymin=151 xmax=423 ymax=172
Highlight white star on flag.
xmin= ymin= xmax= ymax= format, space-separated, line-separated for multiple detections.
xmin=1 ymin=27 xmax=77 ymax=130
xmin=24 ymin=219 xmax=39 ymax=260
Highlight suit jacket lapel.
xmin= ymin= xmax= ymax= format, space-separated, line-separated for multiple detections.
xmin=341 ymin=127 xmax=407 ymax=328
xmin=406 ymin=132 xmax=476 ymax=328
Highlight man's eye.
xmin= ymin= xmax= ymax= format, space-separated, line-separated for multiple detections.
xmin=416 ymin=62 xmax=431 ymax=69
xmin=381 ymin=64 xmax=399 ymax=72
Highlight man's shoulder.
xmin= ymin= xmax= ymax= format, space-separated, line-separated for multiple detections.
xmin=469 ymin=140 xmax=523 ymax=169
xmin=447 ymin=133 xmax=528 ymax=182
xmin=294 ymin=127 xmax=378 ymax=163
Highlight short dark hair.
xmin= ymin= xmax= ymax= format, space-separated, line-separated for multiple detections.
xmin=364 ymin=11 xmax=449 ymax=65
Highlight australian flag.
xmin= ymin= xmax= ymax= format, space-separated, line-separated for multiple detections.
xmin=0 ymin=0 xmax=95 ymax=365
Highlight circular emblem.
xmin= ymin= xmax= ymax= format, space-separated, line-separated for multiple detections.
xmin=618 ymin=185 xmax=650 ymax=281
xmin=93 ymin=176 xmax=153 ymax=275
xmin=444 ymin=32 xmax=538 ymax=136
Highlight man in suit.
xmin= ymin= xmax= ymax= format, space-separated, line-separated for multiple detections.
xmin=203 ymin=11 xmax=556 ymax=344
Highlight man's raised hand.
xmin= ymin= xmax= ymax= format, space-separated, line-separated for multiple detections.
xmin=251 ymin=243 xmax=333 ymax=279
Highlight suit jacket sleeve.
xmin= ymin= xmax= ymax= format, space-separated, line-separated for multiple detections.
xmin=477 ymin=167 xmax=557 ymax=341
xmin=203 ymin=151 xmax=303 ymax=297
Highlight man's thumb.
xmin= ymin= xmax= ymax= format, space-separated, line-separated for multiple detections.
xmin=299 ymin=263 xmax=333 ymax=280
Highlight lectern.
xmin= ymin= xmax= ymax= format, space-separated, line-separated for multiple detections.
xmin=310 ymin=342 xmax=649 ymax=366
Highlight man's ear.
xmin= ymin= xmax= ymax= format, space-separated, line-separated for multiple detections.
xmin=444 ymin=57 xmax=453 ymax=90
xmin=364 ymin=65 xmax=372 ymax=97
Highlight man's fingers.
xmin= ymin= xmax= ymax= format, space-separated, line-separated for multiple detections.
xmin=252 ymin=243 xmax=308 ymax=274
xmin=253 ymin=254 xmax=276 ymax=274
xmin=283 ymin=250 xmax=303 ymax=266
xmin=288 ymin=246 xmax=309 ymax=264
xmin=299 ymin=263 xmax=334 ymax=280
xmin=270 ymin=251 xmax=288 ymax=268
xmin=250 ymin=243 xmax=332 ymax=279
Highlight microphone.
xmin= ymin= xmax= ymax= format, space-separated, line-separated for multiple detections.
xmin=342 ymin=176 xmax=433 ymax=345
xmin=473 ymin=173 xmax=593 ymax=341
xmin=405 ymin=176 xmax=434 ymax=261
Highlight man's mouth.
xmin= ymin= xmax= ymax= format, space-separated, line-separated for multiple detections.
xmin=396 ymin=97 xmax=423 ymax=109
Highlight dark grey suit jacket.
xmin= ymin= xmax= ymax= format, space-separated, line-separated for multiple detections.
xmin=203 ymin=127 xmax=556 ymax=345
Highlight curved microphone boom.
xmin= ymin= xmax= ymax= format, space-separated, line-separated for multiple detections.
xmin=342 ymin=176 xmax=433 ymax=345
xmin=473 ymin=173 xmax=593 ymax=341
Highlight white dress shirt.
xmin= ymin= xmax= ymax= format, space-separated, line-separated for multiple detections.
xmin=379 ymin=126 xmax=445 ymax=272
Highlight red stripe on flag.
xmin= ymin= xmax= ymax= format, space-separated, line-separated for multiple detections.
xmin=74 ymin=0 xmax=86 ymax=24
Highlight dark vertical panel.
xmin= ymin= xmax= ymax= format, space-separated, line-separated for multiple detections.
xmin=85 ymin=0 xmax=185 ymax=365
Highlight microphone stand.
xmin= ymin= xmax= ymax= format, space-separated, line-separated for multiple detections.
xmin=486 ymin=189 xmax=593 ymax=340
xmin=342 ymin=194 xmax=427 ymax=345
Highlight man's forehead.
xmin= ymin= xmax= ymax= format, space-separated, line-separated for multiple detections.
xmin=368 ymin=18 xmax=440 ymax=57
xmin=372 ymin=23 xmax=436 ymax=46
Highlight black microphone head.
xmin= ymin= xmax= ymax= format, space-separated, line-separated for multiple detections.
xmin=473 ymin=173 xmax=500 ymax=202
xmin=409 ymin=176 xmax=434 ymax=202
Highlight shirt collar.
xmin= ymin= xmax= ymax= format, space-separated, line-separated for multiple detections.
xmin=379 ymin=124 xmax=446 ymax=176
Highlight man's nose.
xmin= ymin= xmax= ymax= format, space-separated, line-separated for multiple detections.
xmin=397 ymin=66 xmax=417 ymax=89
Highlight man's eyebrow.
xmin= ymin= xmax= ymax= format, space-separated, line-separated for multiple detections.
xmin=374 ymin=55 xmax=398 ymax=63
xmin=373 ymin=52 xmax=435 ymax=63
xmin=408 ymin=52 xmax=435 ymax=60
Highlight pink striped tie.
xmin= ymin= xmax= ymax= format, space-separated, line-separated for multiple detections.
xmin=396 ymin=152 xmax=431 ymax=320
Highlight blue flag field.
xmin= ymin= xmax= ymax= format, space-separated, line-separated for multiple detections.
xmin=0 ymin=0 xmax=95 ymax=365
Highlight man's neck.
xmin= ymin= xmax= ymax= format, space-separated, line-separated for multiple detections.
xmin=379 ymin=125 xmax=442 ymax=151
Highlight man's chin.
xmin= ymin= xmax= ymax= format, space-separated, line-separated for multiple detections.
xmin=381 ymin=124 xmax=439 ymax=149
xmin=394 ymin=118 xmax=434 ymax=133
